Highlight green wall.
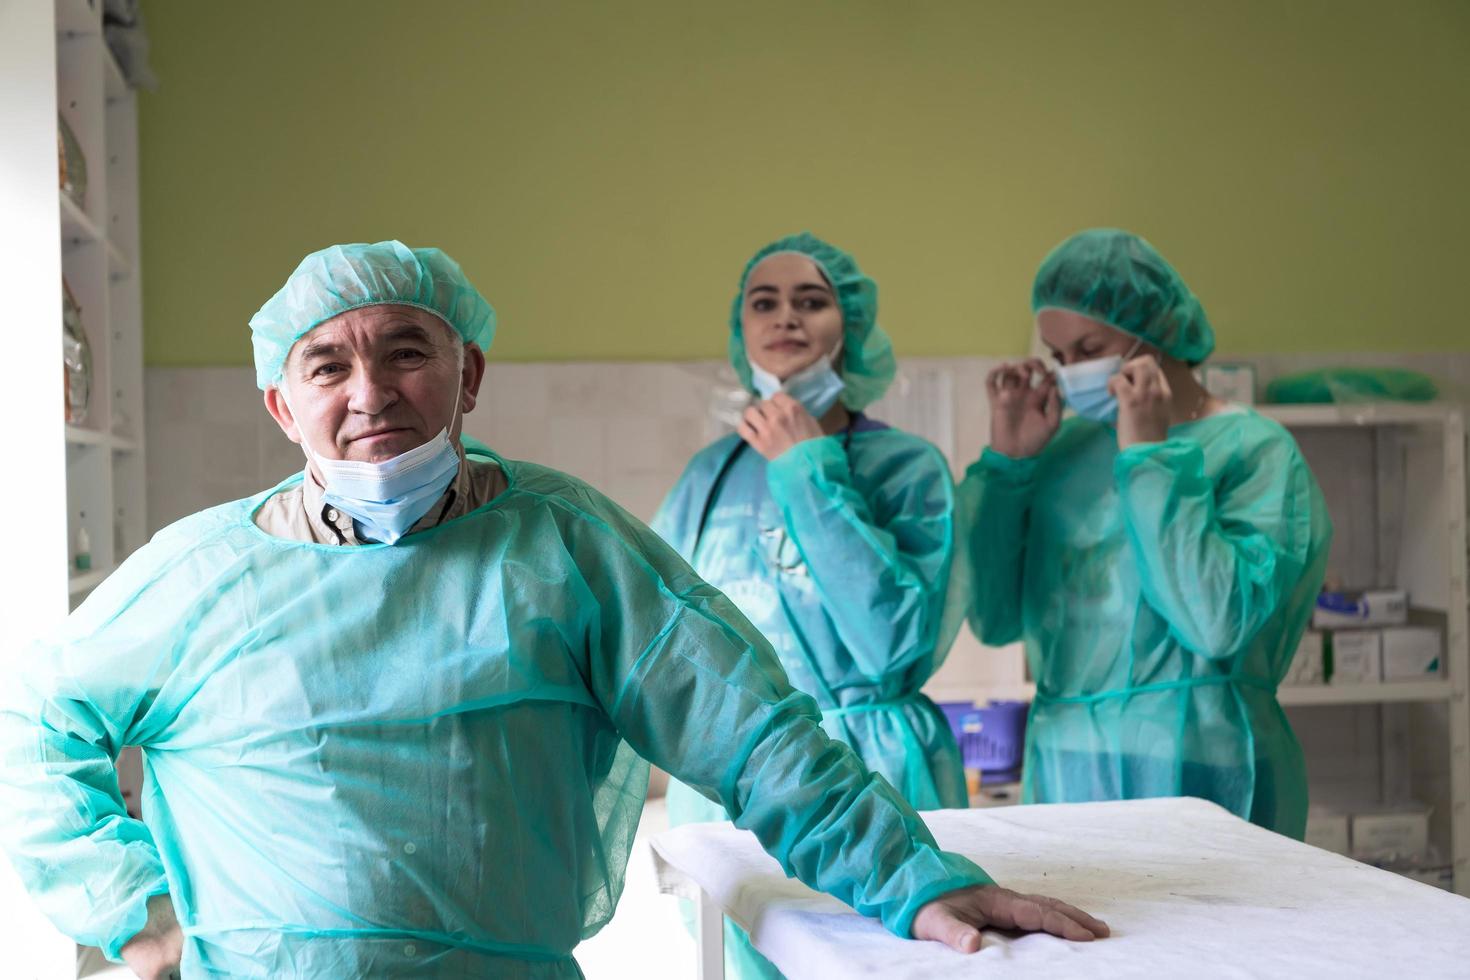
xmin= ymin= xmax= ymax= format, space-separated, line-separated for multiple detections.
xmin=139 ymin=0 xmax=1470 ymax=367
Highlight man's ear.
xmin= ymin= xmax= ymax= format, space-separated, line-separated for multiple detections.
xmin=460 ymin=344 xmax=487 ymax=415
xmin=264 ymin=385 xmax=303 ymax=445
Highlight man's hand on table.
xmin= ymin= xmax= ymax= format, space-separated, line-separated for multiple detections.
xmin=913 ymin=884 xmax=1110 ymax=952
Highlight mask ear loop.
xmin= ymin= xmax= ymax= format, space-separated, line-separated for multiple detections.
xmin=278 ymin=384 xmax=326 ymax=468
xmin=447 ymin=346 xmax=466 ymax=442
xmin=811 ymin=261 xmax=845 ymax=375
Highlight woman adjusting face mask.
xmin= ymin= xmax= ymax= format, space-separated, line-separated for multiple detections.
xmin=746 ymin=346 xmax=847 ymax=420
xmin=960 ymin=228 xmax=1333 ymax=845
xmin=652 ymin=233 xmax=972 ymax=980
xmin=736 ymin=249 xmax=851 ymax=450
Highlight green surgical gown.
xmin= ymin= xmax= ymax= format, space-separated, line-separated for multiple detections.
xmin=960 ymin=410 xmax=1331 ymax=839
xmin=654 ymin=424 xmax=968 ymax=980
xmin=0 ymin=448 xmax=990 ymax=978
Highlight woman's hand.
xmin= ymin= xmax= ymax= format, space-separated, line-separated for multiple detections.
xmin=1110 ymin=355 xmax=1172 ymax=449
xmin=739 ymin=393 xmax=826 ymax=460
xmin=987 ymin=359 xmax=1061 ymax=459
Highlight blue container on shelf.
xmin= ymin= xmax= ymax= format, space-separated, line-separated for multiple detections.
xmin=957 ymin=700 xmax=1029 ymax=783
xmin=937 ymin=700 xmax=975 ymax=739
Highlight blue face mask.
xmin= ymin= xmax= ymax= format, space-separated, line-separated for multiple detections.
xmin=1054 ymin=339 xmax=1143 ymax=424
xmin=291 ymin=389 xmax=463 ymax=545
xmin=748 ymin=351 xmax=846 ymax=419
xmin=313 ymin=431 xmax=460 ymax=545
xmin=1055 ymin=355 xmax=1124 ymax=423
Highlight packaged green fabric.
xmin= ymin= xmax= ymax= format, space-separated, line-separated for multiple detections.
xmin=1266 ymin=368 xmax=1438 ymax=404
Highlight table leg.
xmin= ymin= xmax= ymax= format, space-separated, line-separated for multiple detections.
xmin=696 ymin=887 xmax=725 ymax=980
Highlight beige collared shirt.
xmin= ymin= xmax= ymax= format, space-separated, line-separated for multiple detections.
xmin=254 ymin=448 xmax=507 ymax=545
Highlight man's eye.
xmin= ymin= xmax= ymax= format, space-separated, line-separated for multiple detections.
xmin=313 ymin=364 xmax=343 ymax=377
xmin=393 ymin=349 xmax=428 ymax=362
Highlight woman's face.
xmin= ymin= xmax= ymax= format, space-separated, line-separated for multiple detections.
xmin=741 ymin=252 xmax=845 ymax=380
xmin=1036 ymin=308 xmax=1148 ymax=367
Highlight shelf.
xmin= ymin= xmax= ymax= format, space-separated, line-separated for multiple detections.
xmin=68 ymin=566 xmax=111 ymax=596
xmin=107 ymin=242 xmax=131 ymax=276
xmin=1279 ymin=681 xmax=1457 ymax=706
xmin=65 ymin=425 xmax=139 ymax=453
xmin=1258 ymin=403 xmax=1459 ymax=428
xmin=54 ymin=0 xmax=100 ymax=39
xmin=64 ymin=424 xmax=108 ymax=447
xmin=103 ymin=45 xmax=128 ymax=103
xmin=59 ymin=192 xmax=132 ymax=274
xmin=59 ymin=191 xmax=100 ymax=244
xmin=938 ymin=680 xmax=1457 ymax=708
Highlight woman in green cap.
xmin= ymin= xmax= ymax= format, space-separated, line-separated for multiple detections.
xmin=652 ymin=232 xmax=969 ymax=980
xmin=960 ymin=227 xmax=1332 ymax=838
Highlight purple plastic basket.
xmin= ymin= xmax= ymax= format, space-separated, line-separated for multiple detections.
xmin=957 ymin=700 xmax=1029 ymax=779
xmin=937 ymin=700 xmax=975 ymax=739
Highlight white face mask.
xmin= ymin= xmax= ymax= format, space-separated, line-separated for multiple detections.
xmin=747 ymin=345 xmax=846 ymax=419
xmin=286 ymin=378 xmax=463 ymax=545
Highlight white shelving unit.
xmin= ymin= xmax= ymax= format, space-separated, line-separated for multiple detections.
xmin=50 ymin=0 xmax=149 ymax=614
xmin=1265 ymin=402 xmax=1469 ymax=898
xmin=1 ymin=0 xmax=148 ymax=975
xmin=1278 ymin=681 xmax=1457 ymax=707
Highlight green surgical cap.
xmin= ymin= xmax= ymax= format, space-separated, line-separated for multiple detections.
xmin=250 ymin=240 xmax=496 ymax=389
xmin=728 ymin=232 xmax=897 ymax=410
xmin=1032 ymin=228 xmax=1214 ymax=364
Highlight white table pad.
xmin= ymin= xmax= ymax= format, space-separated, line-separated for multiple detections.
xmin=650 ymin=797 xmax=1470 ymax=978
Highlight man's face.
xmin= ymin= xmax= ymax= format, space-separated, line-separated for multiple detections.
xmin=265 ymin=304 xmax=485 ymax=464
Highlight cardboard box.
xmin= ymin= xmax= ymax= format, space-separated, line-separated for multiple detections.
xmin=1313 ymin=589 xmax=1408 ymax=629
xmin=1381 ymin=627 xmax=1442 ymax=681
xmin=1400 ymin=866 xmax=1454 ymax=891
xmin=1330 ymin=630 xmax=1382 ymax=685
xmin=1351 ymin=807 xmax=1430 ymax=862
xmin=1283 ymin=631 xmax=1325 ymax=686
xmin=1304 ymin=809 xmax=1350 ymax=855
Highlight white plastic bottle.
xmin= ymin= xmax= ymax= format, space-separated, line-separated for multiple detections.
xmin=75 ymin=517 xmax=92 ymax=573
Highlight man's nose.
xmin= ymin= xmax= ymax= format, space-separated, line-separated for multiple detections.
xmin=346 ymin=365 xmax=397 ymax=415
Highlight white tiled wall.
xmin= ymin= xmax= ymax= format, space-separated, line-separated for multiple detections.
xmin=144 ymin=355 xmax=1031 ymax=532
xmin=144 ymin=357 xmax=1031 ymax=698
xmin=145 ymin=351 xmax=1470 ymax=707
xmin=144 ymin=350 xmax=1470 ymax=525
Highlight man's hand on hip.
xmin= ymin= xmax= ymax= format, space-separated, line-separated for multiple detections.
xmin=120 ymin=893 xmax=183 ymax=980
